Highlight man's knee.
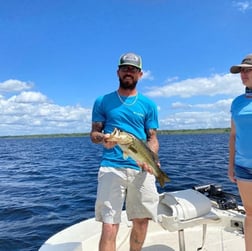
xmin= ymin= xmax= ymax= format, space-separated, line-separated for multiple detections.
xmin=133 ymin=218 xmax=149 ymax=229
xmin=101 ymin=223 xmax=119 ymax=239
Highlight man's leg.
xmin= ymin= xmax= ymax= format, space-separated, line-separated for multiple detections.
xmin=130 ymin=218 xmax=149 ymax=251
xmin=99 ymin=223 xmax=119 ymax=251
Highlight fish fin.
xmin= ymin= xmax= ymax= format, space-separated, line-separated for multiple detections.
xmin=157 ymin=169 xmax=171 ymax=188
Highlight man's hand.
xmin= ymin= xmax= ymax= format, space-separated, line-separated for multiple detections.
xmin=103 ymin=133 xmax=117 ymax=149
xmin=137 ymin=161 xmax=161 ymax=175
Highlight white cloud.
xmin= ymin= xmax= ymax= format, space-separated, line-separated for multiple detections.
xmin=142 ymin=70 xmax=154 ymax=81
xmin=233 ymin=1 xmax=252 ymax=12
xmin=0 ymin=80 xmax=92 ymax=136
xmin=159 ymin=99 xmax=233 ymax=130
xmin=9 ymin=91 xmax=49 ymax=103
xmin=159 ymin=110 xmax=231 ymax=130
xmin=171 ymin=98 xmax=233 ymax=111
xmin=144 ymin=73 xmax=244 ymax=130
xmin=0 ymin=79 xmax=33 ymax=92
xmin=0 ymin=100 xmax=92 ymax=136
xmin=144 ymin=73 xmax=244 ymax=98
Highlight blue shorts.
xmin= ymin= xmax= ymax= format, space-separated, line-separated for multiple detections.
xmin=235 ymin=165 xmax=252 ymax=181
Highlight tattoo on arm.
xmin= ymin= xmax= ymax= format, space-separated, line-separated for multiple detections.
xmin=90 ymin=122 xmax=105 ymax=144
xmin=146 ymin=129 xmax=159 ymax=154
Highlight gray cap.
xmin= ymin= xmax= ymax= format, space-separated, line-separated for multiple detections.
xmin=230 ymin=54 xmax=252 ymax=73
xmin=118 ymin=52 xmax=142 ymax=70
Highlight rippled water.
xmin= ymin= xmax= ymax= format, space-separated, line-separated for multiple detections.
xmin=0 ymin=133 xmax=239 ymax=251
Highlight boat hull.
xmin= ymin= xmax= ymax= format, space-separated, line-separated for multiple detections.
xmin=39 ymin=188 xmax=245 ymax=251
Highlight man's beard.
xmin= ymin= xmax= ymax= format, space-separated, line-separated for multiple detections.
xmin=119 ymin=77 xmax=138 ymax=90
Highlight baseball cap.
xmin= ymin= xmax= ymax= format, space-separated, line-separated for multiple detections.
xmin=118 ymin=52 xmax=142 ymax=70
xmin=230 ymin=54 xmax=252 ymax=73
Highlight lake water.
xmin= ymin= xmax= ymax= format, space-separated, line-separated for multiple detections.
xmin=0 ymin=133 xmax=239 ymax=251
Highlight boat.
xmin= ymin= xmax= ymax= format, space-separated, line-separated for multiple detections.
xmin=39 ymin=184 xmax=245 ymax=251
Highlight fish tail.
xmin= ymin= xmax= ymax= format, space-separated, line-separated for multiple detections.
xmin=157 ymin=171 xmax=171 ymax=188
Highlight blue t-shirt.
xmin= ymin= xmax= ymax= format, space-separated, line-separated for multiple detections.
xmin=231 ymin=94 xmax=252 ymax=168
xmin=92 ymin=91 xmax=159 ymax=170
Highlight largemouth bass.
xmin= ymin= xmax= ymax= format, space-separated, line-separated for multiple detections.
xmin=107 ymin=128 xmax=170 ymax=187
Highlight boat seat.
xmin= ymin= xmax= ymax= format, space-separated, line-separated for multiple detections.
xmin=158 ymin=189 xmax=220 ymax=251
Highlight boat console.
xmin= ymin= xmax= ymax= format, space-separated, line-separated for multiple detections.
xmin=158 ymin=188 xmax=220 ymax=251
xmin=158 ymin=184 xmax=245 ymax=251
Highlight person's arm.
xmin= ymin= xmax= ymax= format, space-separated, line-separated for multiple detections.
xmin=228 ymin=120 xmax=236 ymax=183
xmin=146 ymin=129 xmax=159 ymax=154
xmin=90 ymin=122 xmax=116 ymax=148
xmin=90 ymin=122 xmax=104 ymax=144
xmin=139 ymin=129 xmax=159 ymax=174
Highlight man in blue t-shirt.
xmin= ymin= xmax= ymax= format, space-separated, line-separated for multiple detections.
xmin=90 ymin=52 xmax=159 ymax=251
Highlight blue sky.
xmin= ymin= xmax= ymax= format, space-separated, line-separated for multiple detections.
xmin=0 ymin=0 xmax=251 ymax=136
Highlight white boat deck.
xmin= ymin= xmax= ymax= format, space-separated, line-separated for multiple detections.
xmin=39 ymin=188 xmax=245 ymax=251
xmin=39 ymin=209 xmax=245 ymax=251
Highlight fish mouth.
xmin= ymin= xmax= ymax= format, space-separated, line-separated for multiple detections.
xmin=108 ymin=128 xmax=132 ymax=144
xmin=107 ymin=128 xmax=121 ymax=141
xmin=110 ymin=128 xmax=120 ymax=137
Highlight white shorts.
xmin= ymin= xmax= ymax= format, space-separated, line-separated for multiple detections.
xmin=95 ymin=167 xmax=159 ymax=224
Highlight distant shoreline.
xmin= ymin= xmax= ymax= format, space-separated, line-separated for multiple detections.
xmin=158 ymin=127 xmax=230 ymax=135
xmin=0 ymin=128 xmax=230 ymax=139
